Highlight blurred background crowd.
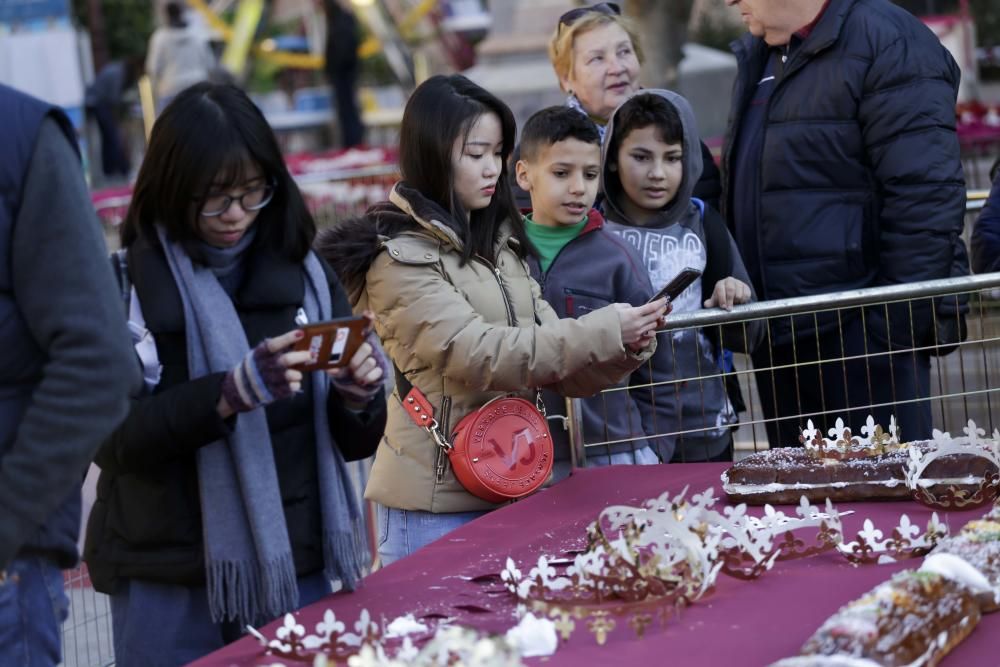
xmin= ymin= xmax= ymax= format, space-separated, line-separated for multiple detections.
xmin=2 ymin=0 xmax=998 ymax=208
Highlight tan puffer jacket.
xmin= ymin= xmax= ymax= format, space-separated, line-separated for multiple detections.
xmin=319 ymin=184 xmax=655 ymax=512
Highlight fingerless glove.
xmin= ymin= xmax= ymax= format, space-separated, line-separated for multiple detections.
xmin=221 ymin=340 xmax=294 ymax=412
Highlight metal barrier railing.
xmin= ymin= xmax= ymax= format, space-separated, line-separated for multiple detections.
xmin=567 ymin=196 xmax=998 ymax=468
xmin=568 ymin=272 xmax=1000 ymax=467
xmin=295 ymin=164 xmax=399 ymax=229
xmin=61 ymin=564 xmax=114 ymax=667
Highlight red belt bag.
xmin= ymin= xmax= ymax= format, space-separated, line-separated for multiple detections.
xmin=401 ymin=387 xmax=554 ymax=503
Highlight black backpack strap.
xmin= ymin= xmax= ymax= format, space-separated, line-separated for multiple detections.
xmin=699 ymin=204 xmax=733 ymax=306
xmin=111 ymin=248 xmax=130 ymax=312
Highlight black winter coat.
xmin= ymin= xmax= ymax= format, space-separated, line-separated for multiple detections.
xmin=721 ymin=0 xmax=966 ymax=347
xmin=84 ymin=233 xmax=385 ymax=592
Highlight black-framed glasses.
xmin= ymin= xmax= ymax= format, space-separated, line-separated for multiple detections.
xmin=558 ymin=2 xmax=621 ymax=33
xmin=200 ymin=181 xmax=276 ymax=217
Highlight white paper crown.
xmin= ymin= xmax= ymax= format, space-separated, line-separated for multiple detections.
xmin=903 ymin=420 xmax=1000 ymax=509
xmin=248 ymin=608 xmax=530 ymax=666
xmin=800 ymin=415 xmax=902 ymax=459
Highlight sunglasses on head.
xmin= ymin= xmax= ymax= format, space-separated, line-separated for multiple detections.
xmin=558 ymin=2 xmax=622 ymax=33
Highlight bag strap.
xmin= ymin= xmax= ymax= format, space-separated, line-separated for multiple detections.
xmin=112 ymin=248 xmax=130 ymax=311
xmin=398 ymin=376 xmax=452 ymax=451
xmin=110 ymin=247 xmax=163 ymax=391
xmin=394 ymin=254 xmax=548 ymax=442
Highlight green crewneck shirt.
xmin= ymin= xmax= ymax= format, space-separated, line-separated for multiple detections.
xmin=524 ymin=214 xmax=588 ymax=273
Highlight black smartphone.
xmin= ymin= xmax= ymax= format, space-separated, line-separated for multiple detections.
xmin=648 ymin=267 xmax=702 ymax=303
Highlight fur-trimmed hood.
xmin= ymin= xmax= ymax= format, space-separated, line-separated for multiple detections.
xmin=317 ymin=181 xmax=519 ymax=306
xmin=316 ymin=182 xmax=465 ymax=305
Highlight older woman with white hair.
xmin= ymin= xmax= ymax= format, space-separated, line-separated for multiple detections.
xmin=546 ymin=2 xmax=721 ymax=209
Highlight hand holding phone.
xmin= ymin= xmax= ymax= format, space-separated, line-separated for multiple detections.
xmin=648 ymin=267 xmax=702 ymax=304
xmin=290 ymin=314 xmax=372 ymax=371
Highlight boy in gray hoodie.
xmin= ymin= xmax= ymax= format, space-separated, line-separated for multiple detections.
xmin=601 ymin=90 xmax=760 ymax=462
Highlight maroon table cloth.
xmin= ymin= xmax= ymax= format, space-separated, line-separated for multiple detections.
xmin=190 ymin=464 xmax=999 ymax=666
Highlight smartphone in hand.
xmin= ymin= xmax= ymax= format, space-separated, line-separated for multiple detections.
xmin=648 ymin=267 xmax=702 ymax=304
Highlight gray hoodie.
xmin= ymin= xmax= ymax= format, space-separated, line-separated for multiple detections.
xmin=600 ymin=89 xmax=757 ymax=461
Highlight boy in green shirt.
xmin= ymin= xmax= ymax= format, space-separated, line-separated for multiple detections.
xmin=516 ymin=106 xmax=660 ymax=479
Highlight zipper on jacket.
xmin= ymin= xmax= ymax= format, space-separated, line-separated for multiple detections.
xmin=477 ymin=256 xmax=517 ymax=326
xmin=435 ymin=396 xmax=452 ymax=483
xmin=749 ymin=49 xmax=781 ymax=299
xmin=433 ymin=446 xmax=447 ymax=484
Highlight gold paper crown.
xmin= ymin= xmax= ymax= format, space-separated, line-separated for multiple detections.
xmin=799 ymin=415 xmax=905 ymax=460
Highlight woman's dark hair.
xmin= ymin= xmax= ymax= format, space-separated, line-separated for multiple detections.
xmin=121 ymin=82 xmax=314 ymax=261
xmin=398 ymin=74 xmax=529 ymax=264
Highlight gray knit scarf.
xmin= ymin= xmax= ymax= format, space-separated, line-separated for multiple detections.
xmin=155 ymin=225 xmax=369 ymax=626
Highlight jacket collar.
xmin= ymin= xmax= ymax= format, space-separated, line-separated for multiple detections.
xmin=581 ymin=207 xmax=605 ymax=235
xmin=389 ymin=182 xmax=465 ymax=251
xmin=797 ymin=0 xmax=854 ymax=57
xmin=795 ymin=0 xmax=832 ymax=40
xmin=388 ymin=181 xmax=517 ymax=258
xmin=732 ymin=0 xmax=855 ymax=67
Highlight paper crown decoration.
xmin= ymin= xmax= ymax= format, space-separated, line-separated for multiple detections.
xmin=799 ymin=414 xmax=903 ymax=460
xmin=247 ymin=608 xmax=532 ymax=666
xmin=799 ymin=416 xmax=1000 ymax=509
xmin=903 ymin=420 xmax=1000 ymax=509
xmin=497 ymin=486 xmax=947 ymax=645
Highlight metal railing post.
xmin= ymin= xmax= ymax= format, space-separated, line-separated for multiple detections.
xmin=566 ymin=397 xmax=587 ymax=473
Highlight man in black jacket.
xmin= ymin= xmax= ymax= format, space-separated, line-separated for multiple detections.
xmin=0 ymin=84 xmax=137 ymax=665
xmin=721 ymin=0 xmax=967 ymax=446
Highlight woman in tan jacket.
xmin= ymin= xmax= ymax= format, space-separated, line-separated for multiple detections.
xmin=319 ymin=74 xmax=666 ymax=566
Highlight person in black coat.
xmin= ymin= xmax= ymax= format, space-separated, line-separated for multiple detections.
xmin=971 ymin=161 xmax=1000 ymax=274
xmin=722 ymin=0 xmax=967 ymax=446
xmin=324 ymin=0 xmax=365 ymax=148
xmin=84 ymin=83 xmax=387 ymax=667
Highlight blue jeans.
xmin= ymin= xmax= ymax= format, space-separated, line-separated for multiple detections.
xmin=0 ymin=556 xmax=69 ymax=667
xmin=377 ymin=505 xmax=486 ymax=567
xmin=111 ymin=571 xmax=331 ymax=667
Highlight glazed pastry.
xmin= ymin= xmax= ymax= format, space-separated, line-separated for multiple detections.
xmin=722 ymin=444 xmax=993 ymax=505
xmin=787 ymin=570 xmax=980 ymax=667
xmin=924 ymin=512 xmax=1000 ymax=612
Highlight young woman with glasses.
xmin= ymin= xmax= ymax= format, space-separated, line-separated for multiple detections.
xmin=83 ymin=82 xmax=388 ymax=666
